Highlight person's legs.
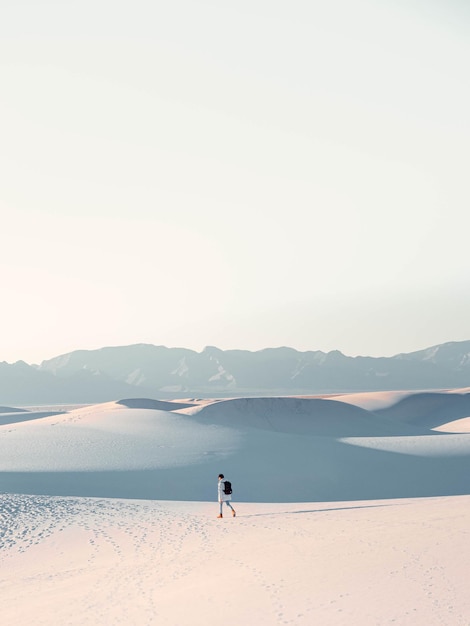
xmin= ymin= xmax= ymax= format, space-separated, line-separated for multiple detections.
xmin=218 ymin=501 xmax=236 ymax=518
xmin=225 ymin=501 xmax=236 ymax=516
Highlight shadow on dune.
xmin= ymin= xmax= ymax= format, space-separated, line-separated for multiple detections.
xmin=2 ymin=434 xmax=470 ymax=503
xmin=243 ymin=504 xmax=394 ymax=517
xmin=375 ymin=392 xmax=470 ymax=429
xmin=0 ymin=411 xmax=66 ymax=426
xmin=117 ymin=398 xmax=195 ymax=411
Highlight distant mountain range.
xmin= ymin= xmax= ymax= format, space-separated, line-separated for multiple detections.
xmin=1 ymin=341 xmax=469 ymax=405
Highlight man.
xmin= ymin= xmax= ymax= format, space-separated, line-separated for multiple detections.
xmin=217 ymin=473 xmax=236 ymax=518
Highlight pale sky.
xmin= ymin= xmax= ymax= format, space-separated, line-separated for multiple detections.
xmin=1 ymin=0 xmax=469 ymax=364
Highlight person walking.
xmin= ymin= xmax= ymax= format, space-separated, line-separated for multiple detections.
xmin=217 ymin=473 xmax=236 ymax=518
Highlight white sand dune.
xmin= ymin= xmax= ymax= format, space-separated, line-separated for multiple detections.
xmin=434 ymin=417 xmax=470 ymax=433
xmin=328 ymin=390 xmax=414 ymax=411
xmin=1 ymin=391 xmax=470 ymax=502
xmin=372 ymin=391 xmax=470 ymax=429
xmin=2 ymin=390 xmax=470 ymax=624
xmin=183 ymin=396 xmax=426 ymax=436
xmin=2 ymin=493 xmax=469 ymax=626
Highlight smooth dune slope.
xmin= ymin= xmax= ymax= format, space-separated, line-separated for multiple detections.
xmin=374 ymin=391 xmax=470 ymax=429
xmin=1 ymin=392 xmax=470 ymax=501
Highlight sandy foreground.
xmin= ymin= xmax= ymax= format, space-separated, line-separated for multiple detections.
xmin=1 ymin=493 xmax=469 ymax=626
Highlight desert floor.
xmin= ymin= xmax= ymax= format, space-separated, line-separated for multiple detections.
xmin=2 ymin=493 xmax=469 ymax=626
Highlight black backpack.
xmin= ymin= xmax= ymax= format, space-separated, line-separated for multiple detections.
xmin=223 ymin=480 xmax=232 ymax=495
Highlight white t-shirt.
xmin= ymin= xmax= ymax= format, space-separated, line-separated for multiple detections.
xmin=218 ymin=479 xmax=232 ymax=502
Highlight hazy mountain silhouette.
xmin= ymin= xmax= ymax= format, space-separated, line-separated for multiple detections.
xmin=1 ymin=340 xmax=469 ymax=404
xmin=0 ymin=359 xmax=153 ymax=405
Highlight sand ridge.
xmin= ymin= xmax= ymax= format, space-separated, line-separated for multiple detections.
xmin=1 ymin=391 xmax=470 ymax=501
